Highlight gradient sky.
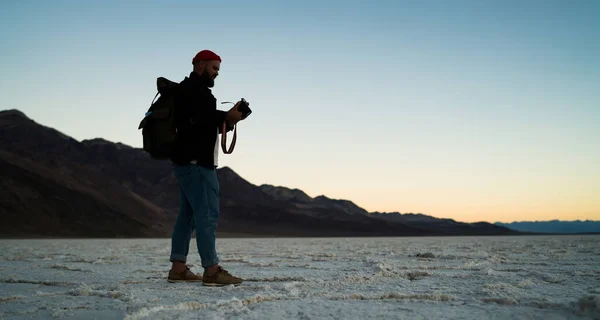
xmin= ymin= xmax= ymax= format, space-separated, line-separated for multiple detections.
xmin=1 ymin=0 xmax=599 ymax=223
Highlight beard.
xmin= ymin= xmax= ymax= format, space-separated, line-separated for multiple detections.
xmin=201 ymin=70 xmax=215 ymax=87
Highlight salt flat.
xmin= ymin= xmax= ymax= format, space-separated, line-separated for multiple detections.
xmin=0 ymin=235 xmax=599 ymax=319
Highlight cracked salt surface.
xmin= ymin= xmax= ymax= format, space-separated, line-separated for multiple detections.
xmin=0 ymin=235 xmax=599 ymax=319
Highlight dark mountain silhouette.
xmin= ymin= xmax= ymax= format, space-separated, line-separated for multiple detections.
xmin=370 ymin=212 xmax=512 ymax=235
xmin=0 ymin=109 xmax=520 ymax=238
xmin=495 ymin=220 xmax=600 ymax=234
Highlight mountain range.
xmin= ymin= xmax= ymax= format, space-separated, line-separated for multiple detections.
xmin=495 ymin=220 xmax=600 ymax=234
xmin=0 ymin=109 xmax=527 ymax=238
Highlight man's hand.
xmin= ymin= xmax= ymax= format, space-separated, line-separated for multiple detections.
xmin=226 ymin=101 xmax=244 ymax=126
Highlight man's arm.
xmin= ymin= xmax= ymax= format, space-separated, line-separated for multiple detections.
xmin=216 ymin=110 xmax=235 ymax=133
xmin=173 ymin=91 xmax=193 ymax=134
xmin=216 ymin=101 xmax=244 ymax=133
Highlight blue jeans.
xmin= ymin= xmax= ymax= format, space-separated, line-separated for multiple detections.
xmin=170 ymin=164 xmax=220 ymax=268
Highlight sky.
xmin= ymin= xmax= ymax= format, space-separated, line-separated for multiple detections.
xmin=1 ymin=0 xmax=599 ymax=223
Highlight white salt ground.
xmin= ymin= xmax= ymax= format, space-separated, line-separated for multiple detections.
xmin=0 ymin=235 xmax=599 ymax=319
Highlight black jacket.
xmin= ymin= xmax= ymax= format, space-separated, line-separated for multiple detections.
xmin=169 ymin=72 xmax=233 ymax=167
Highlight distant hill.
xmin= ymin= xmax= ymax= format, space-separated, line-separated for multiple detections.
xmin=0 ymin=109 xmax=520 ymax=238
xmin=495 ymin=220 xmax=600 ymax=234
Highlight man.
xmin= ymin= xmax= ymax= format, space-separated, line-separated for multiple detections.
xmin=166 ymin=49 xmax=245 ymax=286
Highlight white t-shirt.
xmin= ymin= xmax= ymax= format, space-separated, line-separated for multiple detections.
xmin=213 ymin=127 xmax=219 ymax=167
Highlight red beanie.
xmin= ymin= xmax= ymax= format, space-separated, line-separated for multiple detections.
xmin=192 ymin=50 xmax=221 ymax=64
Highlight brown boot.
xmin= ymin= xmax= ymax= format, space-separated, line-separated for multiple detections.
xmin=167 ymin=266 xmax=203 ymax=283
xmin=202 ymin=266 xmax=243 ymax=286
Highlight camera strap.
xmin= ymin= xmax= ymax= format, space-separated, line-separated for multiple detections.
xmin=221 ymin=121 xmax=237 ymax=154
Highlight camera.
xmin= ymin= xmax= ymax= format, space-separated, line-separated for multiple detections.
xmin=237 ymin=98 xmax=252 ymax=119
